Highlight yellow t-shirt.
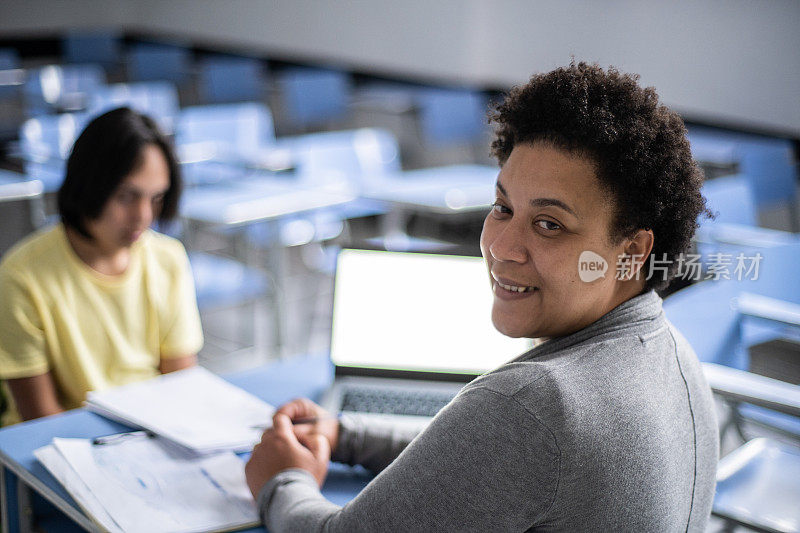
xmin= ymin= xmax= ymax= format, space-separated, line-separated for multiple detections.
xmin=0 ymin=224 xmax=203 ymax=425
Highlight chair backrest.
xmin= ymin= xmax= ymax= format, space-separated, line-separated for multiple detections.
xmin=0 ymin=48 xmax=18 ymax=70
xmin=126 ymin=42 xmax=191 ymax=84
xmin=0 ymin=178 xmax=45 ymax=258
xmin=278 ymin=67 xmax=351 ymax=128
xmin=62 ymin=30 xmax=121 ymax=68
xmin=0 ymin=48 xmax=20 ymax=99
xmin=23 ymin=64 xmax=106 ymax=115
xmin=19 ymin=113 xmax=87 ymax=162
xmin=291 ymin=128 xmax=401 ymax=190
xmin=416 ymin=88 xmax=488 ymax=146
xmin=88 ymin=81 xmax=180 ymax=134
xmin=664 ymin=242 xmax=800 ymax=368
xmin=19 ymin=113 xmax=88 ymax=191
xmin=176 ymin=102 xmax=275 ymax=161
xmin=738 ymin=142 xmax=798 ymax=210
xmin=198 ymin=55 xmax=265 ymax=104
xmin=700 ymin=175 xmax=758 ymax=226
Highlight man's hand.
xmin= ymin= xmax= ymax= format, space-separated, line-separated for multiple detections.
xmin=245 ymin=412 xmax=331 ymax=500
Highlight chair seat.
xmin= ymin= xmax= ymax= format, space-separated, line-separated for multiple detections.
xmin=189 ymin=252 xmax=269 ymax=310
xmin=714 ymin=438 xmax=800 ymax=533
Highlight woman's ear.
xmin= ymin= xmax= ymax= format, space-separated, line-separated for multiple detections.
xmin=619 ymin=229 xmax=654 ymax=280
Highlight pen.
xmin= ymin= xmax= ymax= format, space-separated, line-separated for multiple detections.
xmin=92 ymin=430 xmax=155 ymax=445
xmin=250 ymin=414 xmax=341 ymax=431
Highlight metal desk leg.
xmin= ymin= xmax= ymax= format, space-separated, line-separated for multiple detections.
xmin=1 ymin=466 xmax=10 ymax=533
xmin=17 ymin=476 xmax=33 ymax=533
xmin=2 ymin=466 xmax=32 ymax=533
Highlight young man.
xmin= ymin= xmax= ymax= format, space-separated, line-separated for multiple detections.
xmin=245 ymin=63 xmax=718 ymax=531
xmin=0 ymin=108 xmax=203 ymax=425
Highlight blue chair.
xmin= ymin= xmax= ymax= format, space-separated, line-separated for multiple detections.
xmin=126 ymin=42 xmax=191 ymax=85
xmin=701 ymin=368 xmax=800 ymax=532
xmin=416 ymin=88 xmax=488 ymax=146
xmin=62 ymin=30 xmax=121 ymax=69
xmin=245 ymin=128 xmax=401 ymax=251
xmin=198 ymin=55 xmax=265 ymax=104
xmin=18 ymin=113 xmax=90 ymax=192
xmin=88 ymin=81 xmax=180 ymax=134
xmin=664 ymin=243 xmax=800 ymax=438
xmin=188 ymin=251 xmax=270 ymax=311
xmin=23 ymin=64 xmax=105 ymax=115
xmin=0 ymin=48 xmax=21 ymax=100
xmin=176 ymin=102 xmax=275 ymax=163
xmin=175 ymin=102 xmax=277 ymax=186
xmin=0 ymin=48 xmax=18 ymax=70
xmin=696 ymin=175 xmax=798 ymax=268
xmin=739 ymin=142 xmax=799 ymax=231
xmin=277 ymin=67 xmax=351 ymax=130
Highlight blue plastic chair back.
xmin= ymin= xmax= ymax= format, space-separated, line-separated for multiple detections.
xmin=62 ymin=30 xmax=121 ymax=68
xmin=291 ymin=128 xmax=401 ymax=191
xmin=416 ymin=88 xmax=488 ymax=146
xmin=88 ymin=81 xmax=180 ymax=134
xmin=278 ymin=67 xmax=351 ymax=128
xmin=198 ymin=56 xmax=264 ymax=103
xmin=127 ymin=43 xmax=190 ymax=84
xmin=0 ymin=48 xmax=20 ymax=99
xmin=0 ymin=48 xmax=18 ymax=70
xmin=24 ymin=64 xmax=105 ymax=115
xmin=664 ymin=243 xmax=800 ymax=435
xmin=176 ymin=102 xmax=275 ymax=160
xmin=19 ymin=113 xmax=90 ymax=191
xmin=701 ymin=175 xmax=758 ymax=226
xmin=738 ymin=142 xmax=798 ymax=210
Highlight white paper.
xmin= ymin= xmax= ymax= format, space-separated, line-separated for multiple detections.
xmin=46 ymin=436 xmax=258 ymax=533
xmin=86 ymin=366 xmax=275 ymax=453
xmin=34 ymin=444 xmax=124 ymax=533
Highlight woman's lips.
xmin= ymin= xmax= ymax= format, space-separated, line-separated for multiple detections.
xmin=491 ymin=274 xmax=538 ymax=300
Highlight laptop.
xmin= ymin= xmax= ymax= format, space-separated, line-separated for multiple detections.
xmin=320 ymin=248 xmax=533 ymax=426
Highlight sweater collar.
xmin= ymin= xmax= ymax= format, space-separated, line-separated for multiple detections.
xmin=518 ymin=290 xmax=665 ymax=360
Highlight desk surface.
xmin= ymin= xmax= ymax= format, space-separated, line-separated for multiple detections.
xmin=181 ymin=179 xmax=358 ymax=227
xmin=362 ymin=164 xmax=498 ymax=214
xmin=0 ymin=354 xmax=372 ymax=532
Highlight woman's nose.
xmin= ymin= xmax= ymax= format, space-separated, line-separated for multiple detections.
xmin=133 ymin=199 xmax=153 ymax=224
xmin=488 ymin=222 xmax=528 ymax=263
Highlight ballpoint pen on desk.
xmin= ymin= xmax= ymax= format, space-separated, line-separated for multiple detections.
xmin=250 ymin=414 xmax=342 ymax=431
xmin=92 ymin=430 xmax=155 ymax=445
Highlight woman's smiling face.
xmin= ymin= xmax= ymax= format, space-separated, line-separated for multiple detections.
xmin=480 ymin=142 xmax=648 ymax=339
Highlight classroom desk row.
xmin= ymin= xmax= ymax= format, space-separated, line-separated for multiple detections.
xmin=0 ymin=354 xmax=372 ymax=533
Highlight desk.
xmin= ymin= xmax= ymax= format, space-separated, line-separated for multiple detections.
xmin=0 ymin=354 xmax=372 ymax=533
xmin=363 ymin=164 xmax=497 ymax=214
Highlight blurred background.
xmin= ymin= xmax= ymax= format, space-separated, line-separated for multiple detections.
xmin=0 ymin=3 xmax=799 ymax=529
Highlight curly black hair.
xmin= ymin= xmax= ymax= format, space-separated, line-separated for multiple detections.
xmin=490 ymin=61 xmax=709 ymax=291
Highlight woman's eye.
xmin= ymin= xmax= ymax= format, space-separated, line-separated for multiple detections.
xmin=116 ymin=192 xmax=135 ymax=204
xmin=535 ymin=220 xmax=561 ymax=231
xmin=491 ymin=202 xmax=511 ymax=215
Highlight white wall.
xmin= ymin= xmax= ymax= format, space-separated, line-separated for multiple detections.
xmin=1 ymin=0 xmax=798 ymax=136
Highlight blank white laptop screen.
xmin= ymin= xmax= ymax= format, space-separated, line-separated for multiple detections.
xmin=330 ymin=249 xmax=533 ymax=376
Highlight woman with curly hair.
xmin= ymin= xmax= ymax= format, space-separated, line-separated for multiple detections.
xmin=245 ymin=62 xmax=719 ymax=532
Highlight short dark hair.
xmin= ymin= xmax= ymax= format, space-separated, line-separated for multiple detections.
xmin=490 ymin=61 xmax=709 ymax=291
xmin=57 ymin=107 xmax=182 ymax=239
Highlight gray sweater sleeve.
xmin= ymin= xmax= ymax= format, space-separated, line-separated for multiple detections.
xmin=256 ymin=386 xmax=560 ymax=532
xmin=329 ymin=413 xmax=423 ymax=473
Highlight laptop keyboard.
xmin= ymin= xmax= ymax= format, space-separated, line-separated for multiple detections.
xmin=341 ymin=386 xmax=456 ymax=417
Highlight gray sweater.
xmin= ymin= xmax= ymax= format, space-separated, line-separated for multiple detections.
xmin=257 ymin=291 xmax=718 ymax=532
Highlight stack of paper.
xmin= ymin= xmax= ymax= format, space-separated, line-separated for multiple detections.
xmin=85 ymin=366 xmax=275 ymax=454
xmin=35 ymin=434 xmax=259 ymax=533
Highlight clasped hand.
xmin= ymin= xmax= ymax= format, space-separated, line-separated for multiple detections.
xmin=245 ymin=398 xmax=339 ymax=500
